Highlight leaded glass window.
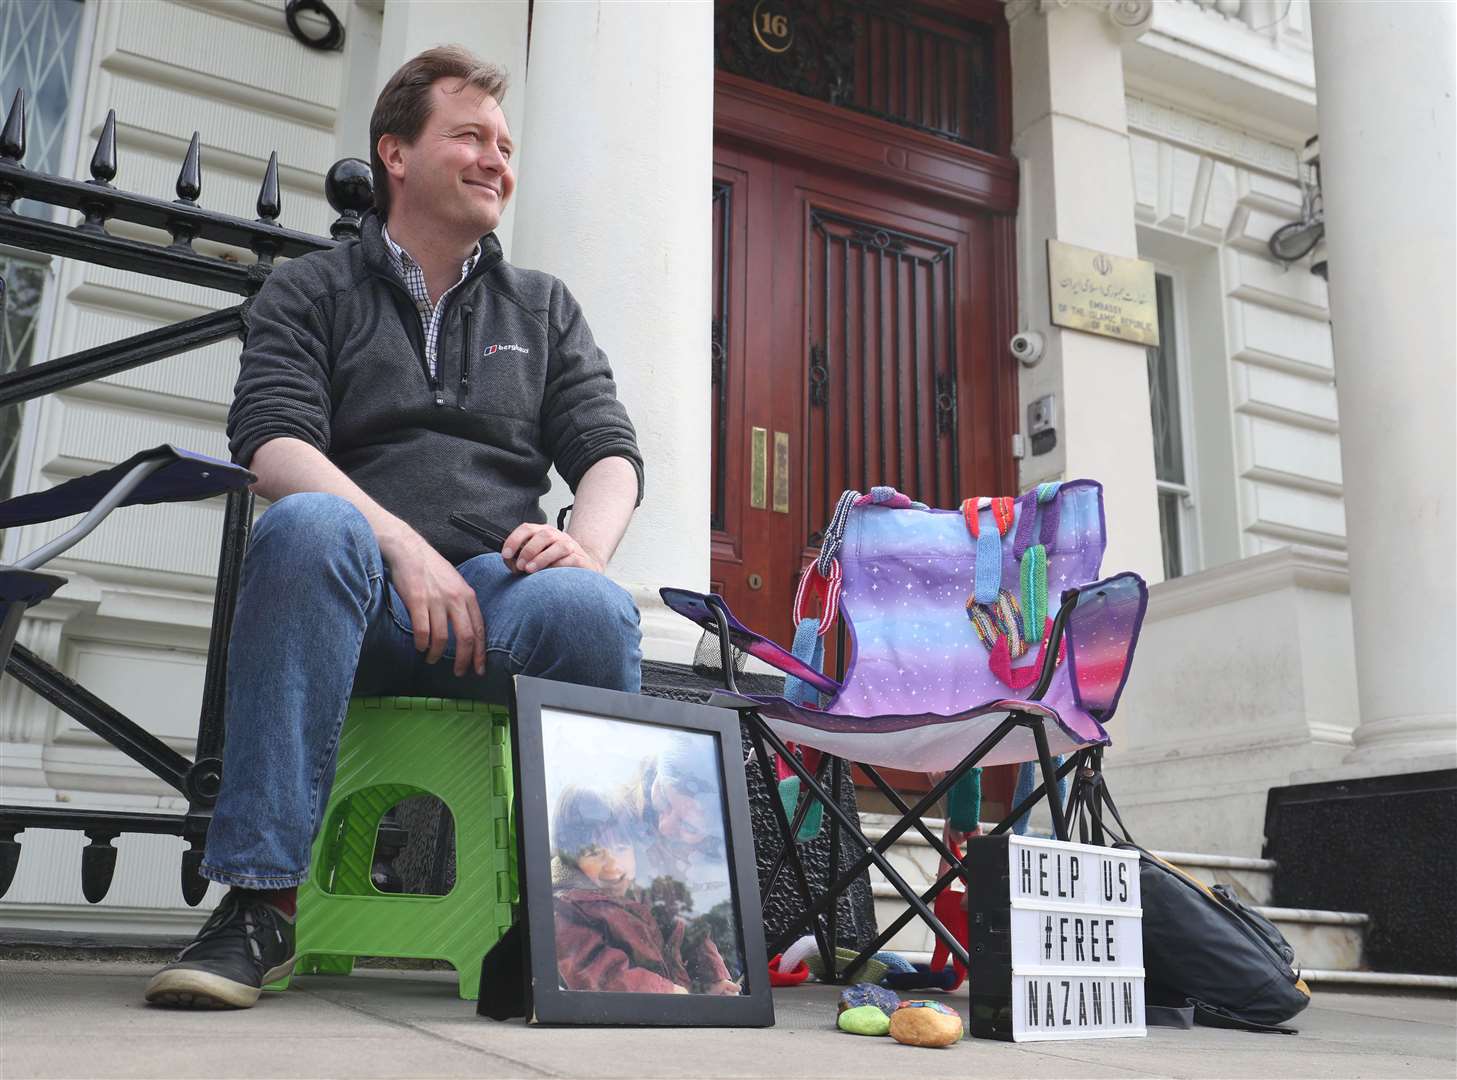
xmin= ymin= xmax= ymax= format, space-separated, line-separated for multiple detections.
xmin=0 ymin=256 xmax=45 ymax=501
xmin=1146 ymin=272 xmax=1197 ymax=580
xmin=2 ymin=0 xmax=85 ymax=215
xmin=1 ymin=0 xmax=85 ymax=520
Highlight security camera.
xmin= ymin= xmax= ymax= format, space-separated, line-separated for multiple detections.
xmin=1010 ymin=331 xmax=1045 ymax=367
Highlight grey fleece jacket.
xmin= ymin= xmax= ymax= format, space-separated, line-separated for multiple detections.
xmin=226 ymin=213 xmax=643 ymax=566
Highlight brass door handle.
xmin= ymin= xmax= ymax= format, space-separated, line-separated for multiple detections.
xmin=750 ymin=427 xmax=768 ymax=509
xmin=772 ymin=431 xmax=789 ymax=514
xmin=750 ymin=428 xmax=790 ymax=514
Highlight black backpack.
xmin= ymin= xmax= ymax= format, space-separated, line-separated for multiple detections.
xmin=1066 ymin=761 xmax=1312 ymax=1034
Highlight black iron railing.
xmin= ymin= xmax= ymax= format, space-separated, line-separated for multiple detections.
xmin=0 ymin=86 xmax=374 ymax=906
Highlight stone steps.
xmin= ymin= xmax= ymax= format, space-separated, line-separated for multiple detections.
xmin=860 ymin=814 xmax=1282 ymax=903
xmin=856 ymin=812 xmax=1367 ymax=975
xmin=866 ymin=885 xmax=1368 ymax=971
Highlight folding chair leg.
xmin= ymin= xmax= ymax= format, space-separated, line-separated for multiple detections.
xmin=988 ymin=750 xmax=1080 ymax=836
xmin=754 ymin=716 xmax=985 ymax=972
xmin=841 ymin=863 xmax=964 ymax=976
xmin=744 ymin=721 xmax=836 ymax=973
xmin=1064 ymin=749 xmax=1101 ymax=846
xmin=1028 ymin=717 xmax=1070 ymax=841
xmin=761 ymin=752 xmax=832 ymax=900
xmin=827 ymin=756 xmax=842 ymax=962
xmin=858 ymin=765 xmax=971 ymax=876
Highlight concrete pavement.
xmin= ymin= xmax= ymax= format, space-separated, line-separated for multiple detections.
xmin=1 ymin=960 xmax=1453 ymax=1079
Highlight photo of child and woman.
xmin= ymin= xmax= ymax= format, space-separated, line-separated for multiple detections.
xmin=542 ymin=710 xmax=746 ymax=997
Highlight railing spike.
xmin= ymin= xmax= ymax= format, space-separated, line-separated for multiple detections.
xmin=80 ymin=832 xmax=118 ymax=904
xmin=0 ymin=833 xmax=19 ymax=898
xmin=181 ymin=845 xmax=209 ymax=906
xmin=1 ymin=88 xmax=26 ymax=164
xmin=256 ymin=150 xmax=281 ymax=223
xmin=175 ymin=131 xmax=201 ymax=204
xmin=89 ymin=109 xmax=117 ymax=185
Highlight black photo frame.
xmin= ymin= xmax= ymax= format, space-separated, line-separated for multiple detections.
xmin=504 ymin=675 xmax=773 ymax=1027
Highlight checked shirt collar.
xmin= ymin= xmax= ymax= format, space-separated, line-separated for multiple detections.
xmin=381 ymin=223 xmax=481 ymax=378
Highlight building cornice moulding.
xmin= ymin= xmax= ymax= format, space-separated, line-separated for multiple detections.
xmin=1125 ymin=94 xmax=1300 ymax=179
xmin=1145 ymin=544 xmax=1349 ymax=623
xmin=1005 ymin=0 xmax=1155 ymax=40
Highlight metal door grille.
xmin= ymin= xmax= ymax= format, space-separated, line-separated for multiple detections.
xmin=806 ymin=209 xmax=958 ymax=545
xmin=714 ymin=0 xmax=999 ymax=154
xmin=842 ymin=0 xmax=994 ymax=150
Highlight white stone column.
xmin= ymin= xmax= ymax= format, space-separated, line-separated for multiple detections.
xmin=1006 ymin=1 xmax=1164 ymax=583
xmin=508 ymin=1 xmax=713 ymax=664
xmin=1309 ymin=2 xmax=1457 ymax=768
xmin=374 ymin=0 xmax=530 ymax=256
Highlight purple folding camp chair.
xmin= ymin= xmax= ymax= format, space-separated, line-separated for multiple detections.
xmin=662 ymin=480 xmax=1148 ymax=982
xmin=0 ymin=445 xmax=254 ymax=898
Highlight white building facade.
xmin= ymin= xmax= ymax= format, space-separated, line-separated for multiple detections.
xmin=1 ymin=0 xmax=1452 ymax=936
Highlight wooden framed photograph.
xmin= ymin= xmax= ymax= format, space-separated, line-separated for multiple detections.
xmin=511 ymin=675 xmax=774 ymax=1027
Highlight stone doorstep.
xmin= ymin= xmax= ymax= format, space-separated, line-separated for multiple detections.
xmin=1298 ymin=969 xmax=1457 ymax=991
xmin=859 ymin=814 xmax=1366 ymax=974
xmin=869 ymin=884 xmax=1369 ymax=974
xmin=859 ymin=813 xmax=1278 ymax=904
xmin=848 ymin=945 xmax=1456 ymax=995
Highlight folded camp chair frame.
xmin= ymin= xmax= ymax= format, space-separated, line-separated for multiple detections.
xmin=702 ymin=590 xmax=1089 ymax=984
xmin=0 ymin=90 xmax=376 ymax=905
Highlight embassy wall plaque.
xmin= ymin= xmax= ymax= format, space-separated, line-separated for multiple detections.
xmin=967 ymin=834 xmax=1146 ymax=1042
xmin=1047 ymin=240 xmax=1160 ymax=348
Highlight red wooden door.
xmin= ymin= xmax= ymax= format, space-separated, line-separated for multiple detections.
xmin=713 ymin=159 xmax=1009 ymax=657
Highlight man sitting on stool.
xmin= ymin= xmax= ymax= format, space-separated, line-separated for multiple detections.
xmin=146 ymin=46 xmax=644 ymax=1009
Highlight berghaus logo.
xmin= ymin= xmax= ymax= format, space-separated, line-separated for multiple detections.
xmin=484 ymin=343 xmax=530 ymax=356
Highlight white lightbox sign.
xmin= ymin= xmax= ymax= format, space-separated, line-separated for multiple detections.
xmin=1008 ymin=836 xmax=1145 ymax=1040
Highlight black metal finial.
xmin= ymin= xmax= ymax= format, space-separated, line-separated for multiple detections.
xmin=175 ymin=131 xmax=201 ymax=204
xmin=89 ymin=109 xmax=117 ymax=185
xmin=256 ymin=150 xmax=281 ymax=223
xmin=80 ymin=832 xmax=119 ymax=904
xmin=1 ymin=89 xmax=26 ymax=164
xmin=324 ymin=157 xmax=373 ymax=240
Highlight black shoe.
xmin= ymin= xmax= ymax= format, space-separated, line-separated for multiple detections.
xmin=144 ymin=889 xmax=296 ymax=1009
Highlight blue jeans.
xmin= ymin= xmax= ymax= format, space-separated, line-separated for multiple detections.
xmin=1011 ymin=757 xmax=1068 ymax=837
xmin=201 ymin=492 xmax=642 ymax=888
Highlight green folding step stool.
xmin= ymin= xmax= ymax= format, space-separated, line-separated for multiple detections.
xmin=268 ymin=696 xmax=516 ymax=1000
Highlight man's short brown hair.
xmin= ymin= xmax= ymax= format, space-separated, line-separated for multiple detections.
xmin=368 ymin=46 xmax=508 ymax=219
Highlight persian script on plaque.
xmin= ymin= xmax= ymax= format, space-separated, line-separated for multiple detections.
xmin=1047 ymin=240 xmax=1160 ymax=348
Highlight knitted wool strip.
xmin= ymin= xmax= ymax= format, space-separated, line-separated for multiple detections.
xmin=962 ymin=496 xmax=1011 ymax=605
xmin=781 ymin=935 xmax=820 ymax=975
xmin=1021 ymin=543 xmax=1048 ymax=643
xmin=783 ymin=616 xmax=826 ymax=706
xmin=960 ymin=497 xmax=982 ymax=536
xmin=1012 ymin=489 xmax=1040 ymax=557
xmin=1036 ymin=481 xmax=1061 ymax=548
xmin=965 ymin=600 xmax=1000 ymax=649
xmin=988 ymin=616 xmax=1063 ymax=691
xmin=965 ymin=589 xmax=1029 ymax=659
xmin=855 ymin=486 xmax=926 ymax=510
xmin=991 ymin=496 xmax=1015 ymax=535
xmin=973 ymin=524 xmax=1002 ymax=603
xmin=946 ymin=768 xmax=982 ymax=833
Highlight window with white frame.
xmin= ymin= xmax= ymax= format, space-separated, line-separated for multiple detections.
xmin=1146 ymin=271 xmax=1199 ymax=580
xmin=1 ymin=0 xmax=86 ymax=514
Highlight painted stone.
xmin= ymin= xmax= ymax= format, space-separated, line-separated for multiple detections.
xmin=838 ymin=1005 xmax=892 ymax=1036
xmin=889 ymin=1000 xmax=963 ymax=1047
xmin=838 ymin=981 xmax=901 ymax=1017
